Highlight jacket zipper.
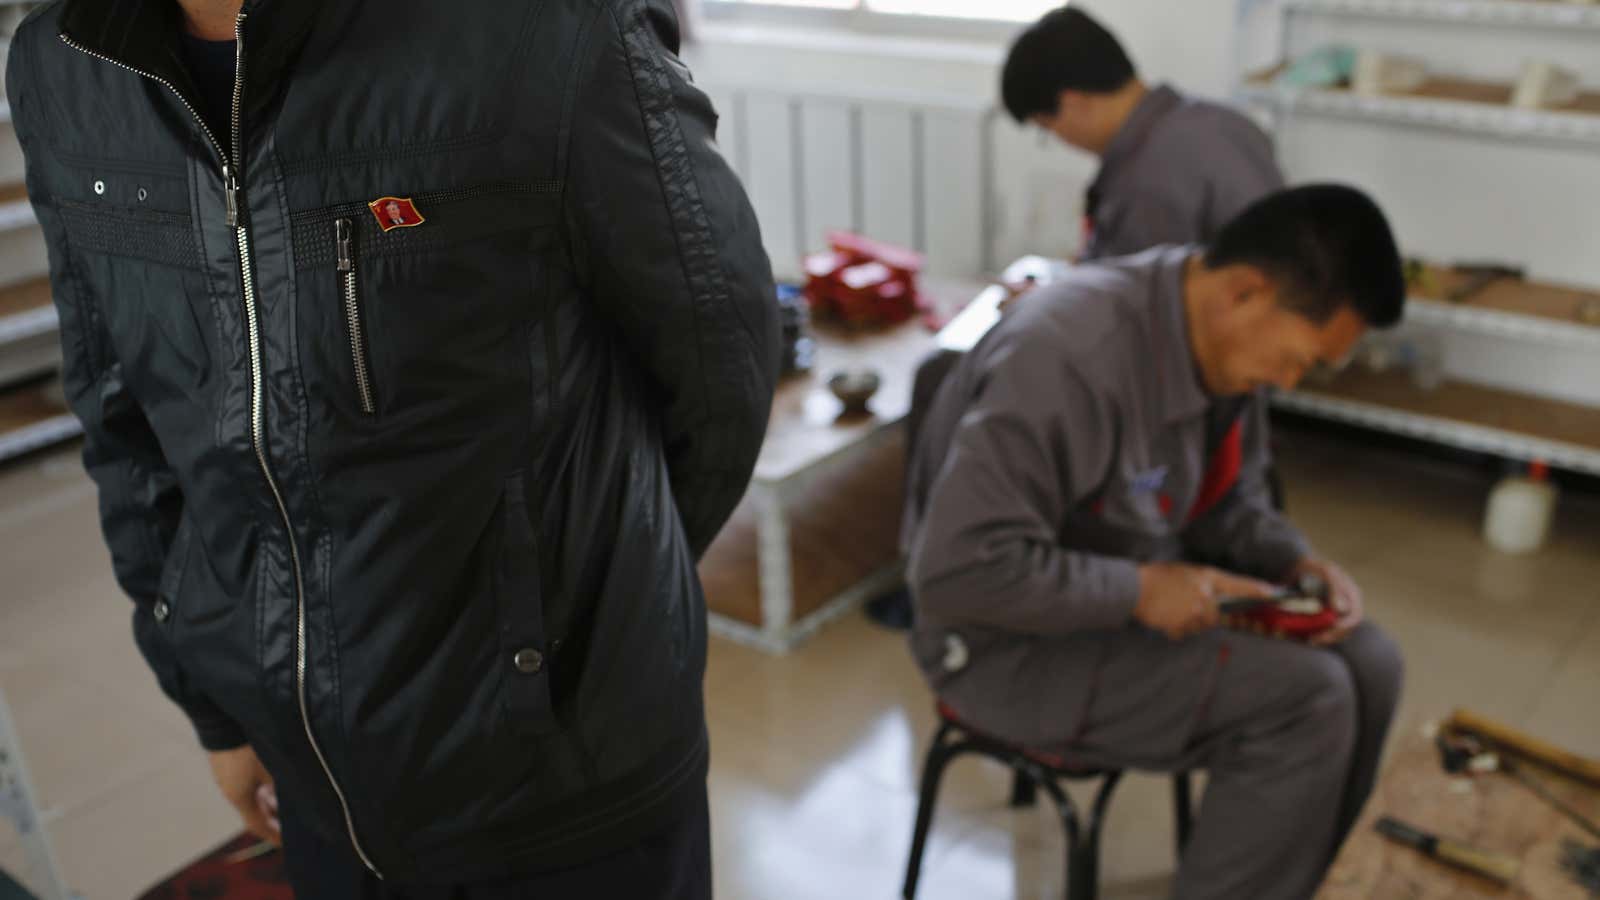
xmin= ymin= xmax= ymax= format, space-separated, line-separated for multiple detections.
xmin=335 ymin=219 xmax=376 ymax=415
xmin=62 ymin=17 xmax=381 ymax=877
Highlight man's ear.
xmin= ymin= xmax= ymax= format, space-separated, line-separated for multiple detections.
xmin=1224 ymin=264 xmax=1276 ymax=310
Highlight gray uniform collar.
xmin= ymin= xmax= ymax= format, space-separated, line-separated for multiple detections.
xmin=1098 ymin=84 xmax=1183 ymax=177
xmin=1150 ymin=246 xmax=1212 ymax=424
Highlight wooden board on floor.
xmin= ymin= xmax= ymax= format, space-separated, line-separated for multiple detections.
xmin=1320 ymin=733 xmax=1600 ymax=898
xmin=1299 ymin=370 xmax=1600 ymax=451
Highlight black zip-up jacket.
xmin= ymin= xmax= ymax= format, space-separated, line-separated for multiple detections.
xmin=8 ymin=0 xmax=779 ymax=881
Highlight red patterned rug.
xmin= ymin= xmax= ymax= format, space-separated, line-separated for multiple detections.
xmin=135 ymin=833 xmax=291 ymax=900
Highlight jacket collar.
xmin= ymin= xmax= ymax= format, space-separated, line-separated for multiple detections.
xmin=58 ymin=0 xmax=321 ymax=146
xmin=1101 ymin=83 xmax=1182 ymax=171
xmin=1148 ymin=245 xmax=1213 ymax=425
xmin=1086 ymin=84 xmax=1183 ymax=215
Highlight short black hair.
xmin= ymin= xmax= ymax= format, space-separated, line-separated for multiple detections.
xmin=1001 ymin=7 xmax=1138 ymax=123
xmin=1205 ymin=184 xmax=1406 ymax=328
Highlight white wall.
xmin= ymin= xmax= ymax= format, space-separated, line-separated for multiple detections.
xmin=1087 ymin=0 xmax=1240 ymax=98
xmin=685 ymin=0 xmax=1243 ymax=281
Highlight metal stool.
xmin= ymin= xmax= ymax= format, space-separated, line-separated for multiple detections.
xmin=902 ymin=702 xmax=1194 ymax=900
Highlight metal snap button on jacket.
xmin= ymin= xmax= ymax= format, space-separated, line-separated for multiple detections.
xmin=513 ymin=649 xmax=544 ymax=674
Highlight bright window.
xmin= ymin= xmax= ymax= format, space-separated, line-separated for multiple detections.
xmin=703 ymin=0 xmax=1059 ymax=23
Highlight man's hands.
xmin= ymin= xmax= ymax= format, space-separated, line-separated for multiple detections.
xmin=1293 ymin=557 xmax=1364 ymax=646
xmin=208 ymin=744 xmax=281 ymax=846
xmin=997 ymin=276 xmax=1041 ymax=315
xmin=1135 ymin=562 xmax=1277 ymax=640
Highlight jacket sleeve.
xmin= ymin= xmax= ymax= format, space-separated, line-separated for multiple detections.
xmin=1181 ymin=394 xmax=1310 ymax=580
xmin=563 ymin=0 xmax=781 ymax=558
xmin=906 ymin=331 xmax=1142 ymax=636
xmin=8 ymin=34 xmax=246 ymax=752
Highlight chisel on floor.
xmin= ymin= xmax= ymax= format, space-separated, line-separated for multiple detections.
xmin=1375 ymin=816 xmax=1521 ymax=884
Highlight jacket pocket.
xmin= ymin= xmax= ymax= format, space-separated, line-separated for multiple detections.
xmin=333 ymin=217 xmax=378 ymax=415
xmin=495 ymin=472 xmax=559 ymax=738
xmin=289 ymin=181 xmax=563 ymax=417
xmin=155 ymin=515 xmax=197 ymax=629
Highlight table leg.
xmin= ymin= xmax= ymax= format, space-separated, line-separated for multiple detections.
xmin=753 ymin=482 xmax=794 ymax=651
xmin=0 ymin=688 xmax=73 ymax=900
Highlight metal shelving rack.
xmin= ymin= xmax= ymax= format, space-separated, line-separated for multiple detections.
xmin=1284 ymin=0 xmax=1600 ymax=29
xmin=1403 ymin=294 xmax=1600 ymax=352
xmin=1236 ymin=80 xmax=1600 ymax=149
xmin=1240 ymin=0 xmax=1600 ymax=475
xmin=0 ymin=8 xmax=80 ymax=466
xmin=1273 ymin=382 xmax=1600 ymax=477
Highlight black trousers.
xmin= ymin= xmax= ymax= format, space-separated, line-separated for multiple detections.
xmin=282 ymin=785 xmax=712 ymax=900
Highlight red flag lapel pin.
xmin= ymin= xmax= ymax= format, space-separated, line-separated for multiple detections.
xmin=368 ymin=196 xmax=426 ymax=233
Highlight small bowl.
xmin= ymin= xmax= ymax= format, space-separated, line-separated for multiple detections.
xmin=827 ymin=369 xmax=881 ymax=415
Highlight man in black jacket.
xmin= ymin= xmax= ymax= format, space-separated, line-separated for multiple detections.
xmin=8 ymin=0 xmax=779 ymax=895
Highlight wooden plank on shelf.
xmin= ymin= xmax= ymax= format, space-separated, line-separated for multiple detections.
xmin=1410 ymin=78 xmax=1600 ymax=115
xmin=1248 ymin=74 xmax=1600 ymax=119
xmin=1411 ymin=78 xmax=1512 ymax=106
xmin=1571 ymin=92 xmax=1600 ymax=116
xmin=1301 ymin=369 xmax=1600 ymax=452
xmin=0 ymin=385 xmax=68 ymax=434
xmin=0 ymin=383 xmax=79 ymax=464
xmin=0 ymin=277 xmax=51 ymax=321
xmin=1415 ymin=265 xmax=1600 ymax=329
xmin=0 ymin=182 xmax=28 ymax=206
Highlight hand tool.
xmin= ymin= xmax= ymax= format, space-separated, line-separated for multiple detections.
xmin=1446 ymin=709 xmax=1600 ymax=788
xmin=1375 ymin=816 xmax=1520 ymax=884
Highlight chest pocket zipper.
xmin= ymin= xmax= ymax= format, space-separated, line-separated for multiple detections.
xmin=335 ymin=218 xmax=377 ymax=415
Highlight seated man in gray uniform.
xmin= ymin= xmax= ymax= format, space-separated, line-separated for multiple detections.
xmin=874 ymin=7 xmax=1286 ymax=629
xmin=902 ymin=185 xmax=1407 ymax=900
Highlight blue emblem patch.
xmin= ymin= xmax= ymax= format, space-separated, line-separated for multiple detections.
xmin=1128 ymin=466 xmax=1169 ymax=495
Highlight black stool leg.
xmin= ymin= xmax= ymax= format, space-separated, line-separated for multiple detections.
xmin=1173 ymin=771 xmax=1194 ymax=860
xmin=903 ymin=724 xmax=959 ymax=900
xmin=1077 ymin=771 xmax=1124 ymax=900
xmin=1034 ymin=776 xmax=1086 ymax=900
xmin=1009 ymin=770 xmax=1038 ymax=808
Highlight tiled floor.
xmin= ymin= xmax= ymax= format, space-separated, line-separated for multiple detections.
xmin=2 ymin=426 xmax=1598 ymax=899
